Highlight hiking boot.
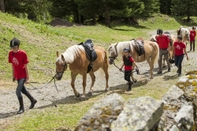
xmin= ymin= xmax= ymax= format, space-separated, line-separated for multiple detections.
xmin=127 ymin=82 xmax=133 ymax=91
xmin=29 ymin=99 xmax=37 ymax=109
xmin=17 ymin=107 xmax=24 ymax=114
xmin=17 ymin=96 xmax=24 ymax=114
xmin=157 ymin=71 xmax=162 ymax=74
xmin=23 ymin=91 xmax=37 ymax=109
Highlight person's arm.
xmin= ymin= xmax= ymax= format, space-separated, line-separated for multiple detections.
xmin=119 ymin=62 xmax=124 ymax=71
xmin=167 ymin=36 xmax=171 ymax=52
xmin=12 ymin=65 xmax=15 ymax=82
xmin=24 ymin=64 xmax=29 ymax=83
xmin=172 ymin=44 xmax=175 ymax=59
xmin=184 ymin=48 xmax=189 ymax=60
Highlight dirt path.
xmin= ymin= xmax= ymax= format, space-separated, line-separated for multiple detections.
xmin=1 ymin=29 xmax=196 ymax=128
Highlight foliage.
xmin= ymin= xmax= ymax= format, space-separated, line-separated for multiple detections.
xmin=171 ymin=0 xmax=197 ymax=21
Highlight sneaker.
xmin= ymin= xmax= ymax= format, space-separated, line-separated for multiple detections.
xmin=157 ymin=71 xmax=162 ymax=74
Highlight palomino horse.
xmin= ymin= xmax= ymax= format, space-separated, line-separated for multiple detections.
xmin=150 ymin=32 xmax=176 ymax=67
xmin=177 ymin=27 xmax=190 ymax=44
xmin=55 ymin=44 xmax=109 ymax=98
xmin=108 ymin=39 xmax=159 ymax=79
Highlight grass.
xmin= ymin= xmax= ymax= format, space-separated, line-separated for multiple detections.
xmin=1 ymin=12 xmax=197 ymax=130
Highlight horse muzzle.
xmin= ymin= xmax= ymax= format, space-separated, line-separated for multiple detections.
xmin=108 ymin=57 xmax=115 ymax=65
xmin=55 ymin=73 xmax=63 ymax=80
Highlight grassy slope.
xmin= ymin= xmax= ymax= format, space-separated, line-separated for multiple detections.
xmin=1 ymin=12 xmax=197 ymax=130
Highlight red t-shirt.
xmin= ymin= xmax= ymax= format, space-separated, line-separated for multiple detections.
xmin=156 ymin=35 xmax=170 ymax=49
xmin=190 ymin=30 xmax=196 ymax=42
xmin=122 ymin=56 xmax=134 ymax=71
xmin=8 ymin=50 xmax=29 ymax=80
xmin=173 ymin=41 xmax=186 ymax=56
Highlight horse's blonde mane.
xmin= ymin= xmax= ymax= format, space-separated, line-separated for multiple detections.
xmin=60 ymin=45 xmax=84 ymax=63
xmin=110 ymin=41 xmax=134 ymax=57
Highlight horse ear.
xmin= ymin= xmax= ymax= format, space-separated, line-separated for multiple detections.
xmin=56 ymin=51 xmax=59 ymax=57
xmin=61 ymin=54 xmax=65 ymax=62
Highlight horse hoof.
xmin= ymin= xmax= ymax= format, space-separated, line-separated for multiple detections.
xmin=133 ymin=80 xmax=137 ymax=83
xmin=81 ymin=95 xmax=86 ymax=100
xmin=76 ymin=93 xmax=80 ymax=97
xmin=87 ymin=91 xmax=93 ymax=97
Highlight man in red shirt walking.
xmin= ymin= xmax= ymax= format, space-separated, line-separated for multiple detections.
xmin=156 ymin=29 xmax=171 ymax=74
xmin=8 ymin=38 xmax=37 ymax=114
xmin=190 ymin=26 xmax=196 ymax=51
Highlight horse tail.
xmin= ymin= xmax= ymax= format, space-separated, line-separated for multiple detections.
xmin=150 ymin=41 xmax=159 ymax=64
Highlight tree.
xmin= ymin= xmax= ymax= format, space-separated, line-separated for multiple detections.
xmin=0 ymin=0 xmax=5 ymax=12
xmin=159 ymin=0 xmax=171 ymax=15
xmin=4 ymin=0 xmax=52 ymax=22
xmin=171 ymin=0 xmax=197 ymax=21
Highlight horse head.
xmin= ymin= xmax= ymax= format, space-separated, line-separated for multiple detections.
xmin=55 ymin=51 xmax=67 ymax=80
xmin=107 ymin=43 xmax=118 ymax=64
xmin=184 ymin=29 xmax=190 ymax=42
xmin=178 ymin=27 xmax=190 ymax=42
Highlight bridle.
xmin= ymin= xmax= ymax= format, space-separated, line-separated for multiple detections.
xmin=56 ymin=62 xmax=67 ymax=79
xmin=108 ymin=43 xmax=118 ymax=63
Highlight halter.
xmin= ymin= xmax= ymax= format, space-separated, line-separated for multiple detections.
xmin=56 ymin=63 xmax=67 ymax=75
xmin=108 ymin=43 xmax=118 ymax=60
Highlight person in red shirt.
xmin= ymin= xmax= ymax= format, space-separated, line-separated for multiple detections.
xmin=119 ymin=47 xmax=136 ymax=91
xmin=172 ymin=35 xmax=189 ymax=76
xmin=156 ymin=29 xmax=171 ymax=74
xmin=8 ymin=38 xmax=37 ymax=114
xmin=189 ymin=26 xmax=196 ymax=51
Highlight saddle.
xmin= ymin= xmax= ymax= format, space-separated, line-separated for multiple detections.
xmin=131 ymin=38 xmax=145 ymax=56
xmin=78 ymin=39 xmax=97 ymax=73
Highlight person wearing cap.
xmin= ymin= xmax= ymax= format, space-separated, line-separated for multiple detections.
xmin=156 ymin=29 xmax=171 ymax=74
xmin=172 ymin=35 xmax=189 ymax=76
xmin=8 ymin=38 xmax=37 ymax=114
xmin=119 ymin=47 xmax=135 ymax=91
xmin=189 ymin=26 xmax=196 ymax=51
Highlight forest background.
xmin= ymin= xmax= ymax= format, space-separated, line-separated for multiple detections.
xmin=0 ymin=0 xmax=197 ymax=26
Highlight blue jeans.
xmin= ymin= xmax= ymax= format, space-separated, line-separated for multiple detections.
xmin=16 ymin=78 xmax=28 ymax=97
xmin=175 ymin=54 xmax=184 ymax=74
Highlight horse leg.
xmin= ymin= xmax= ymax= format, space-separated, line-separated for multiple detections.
xmin=131 ymin=63 xmax=137 ymax=83
xmin=102 ymin=65 xmax=109 ymax=91
xmin=131 ymin=74 xmax=137 ymax=83
xmin=81 ymin=73 xmax=87 ymax=98
xmin=88 ymin=71 xmax=96 ymax=96
xmin=71 ymin=72 xmax=80 ymax=97
xmin=147 ymin=58 xmax=154 ymax=79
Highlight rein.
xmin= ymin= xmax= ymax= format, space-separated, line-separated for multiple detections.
xmin=30 ymin=74 xmax=58 ymax=92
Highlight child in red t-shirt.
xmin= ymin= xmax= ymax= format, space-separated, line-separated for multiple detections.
xmin=8 ymin=38 xmax=37 ymax=114
xmin=172 ymin=35 xmax=189 ymax=76
xmin=119 ymin=47 xmax=135 ymax=91
xmin=190 ymin=26 xmax=196 ymax=51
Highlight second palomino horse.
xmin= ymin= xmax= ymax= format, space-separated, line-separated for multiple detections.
xmin=108 ymin=39 xmax=159 ymax=79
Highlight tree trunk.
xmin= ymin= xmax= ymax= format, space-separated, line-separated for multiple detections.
xmin=92 ymin=14 xmax=96 ymax=25
xmin=0 ymin=0 xmax=5 ymax=13
xmin=186 ymin=1 xmax=190 ymax=22
xmin=104 ymin=4 xmax=110 ymax=27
